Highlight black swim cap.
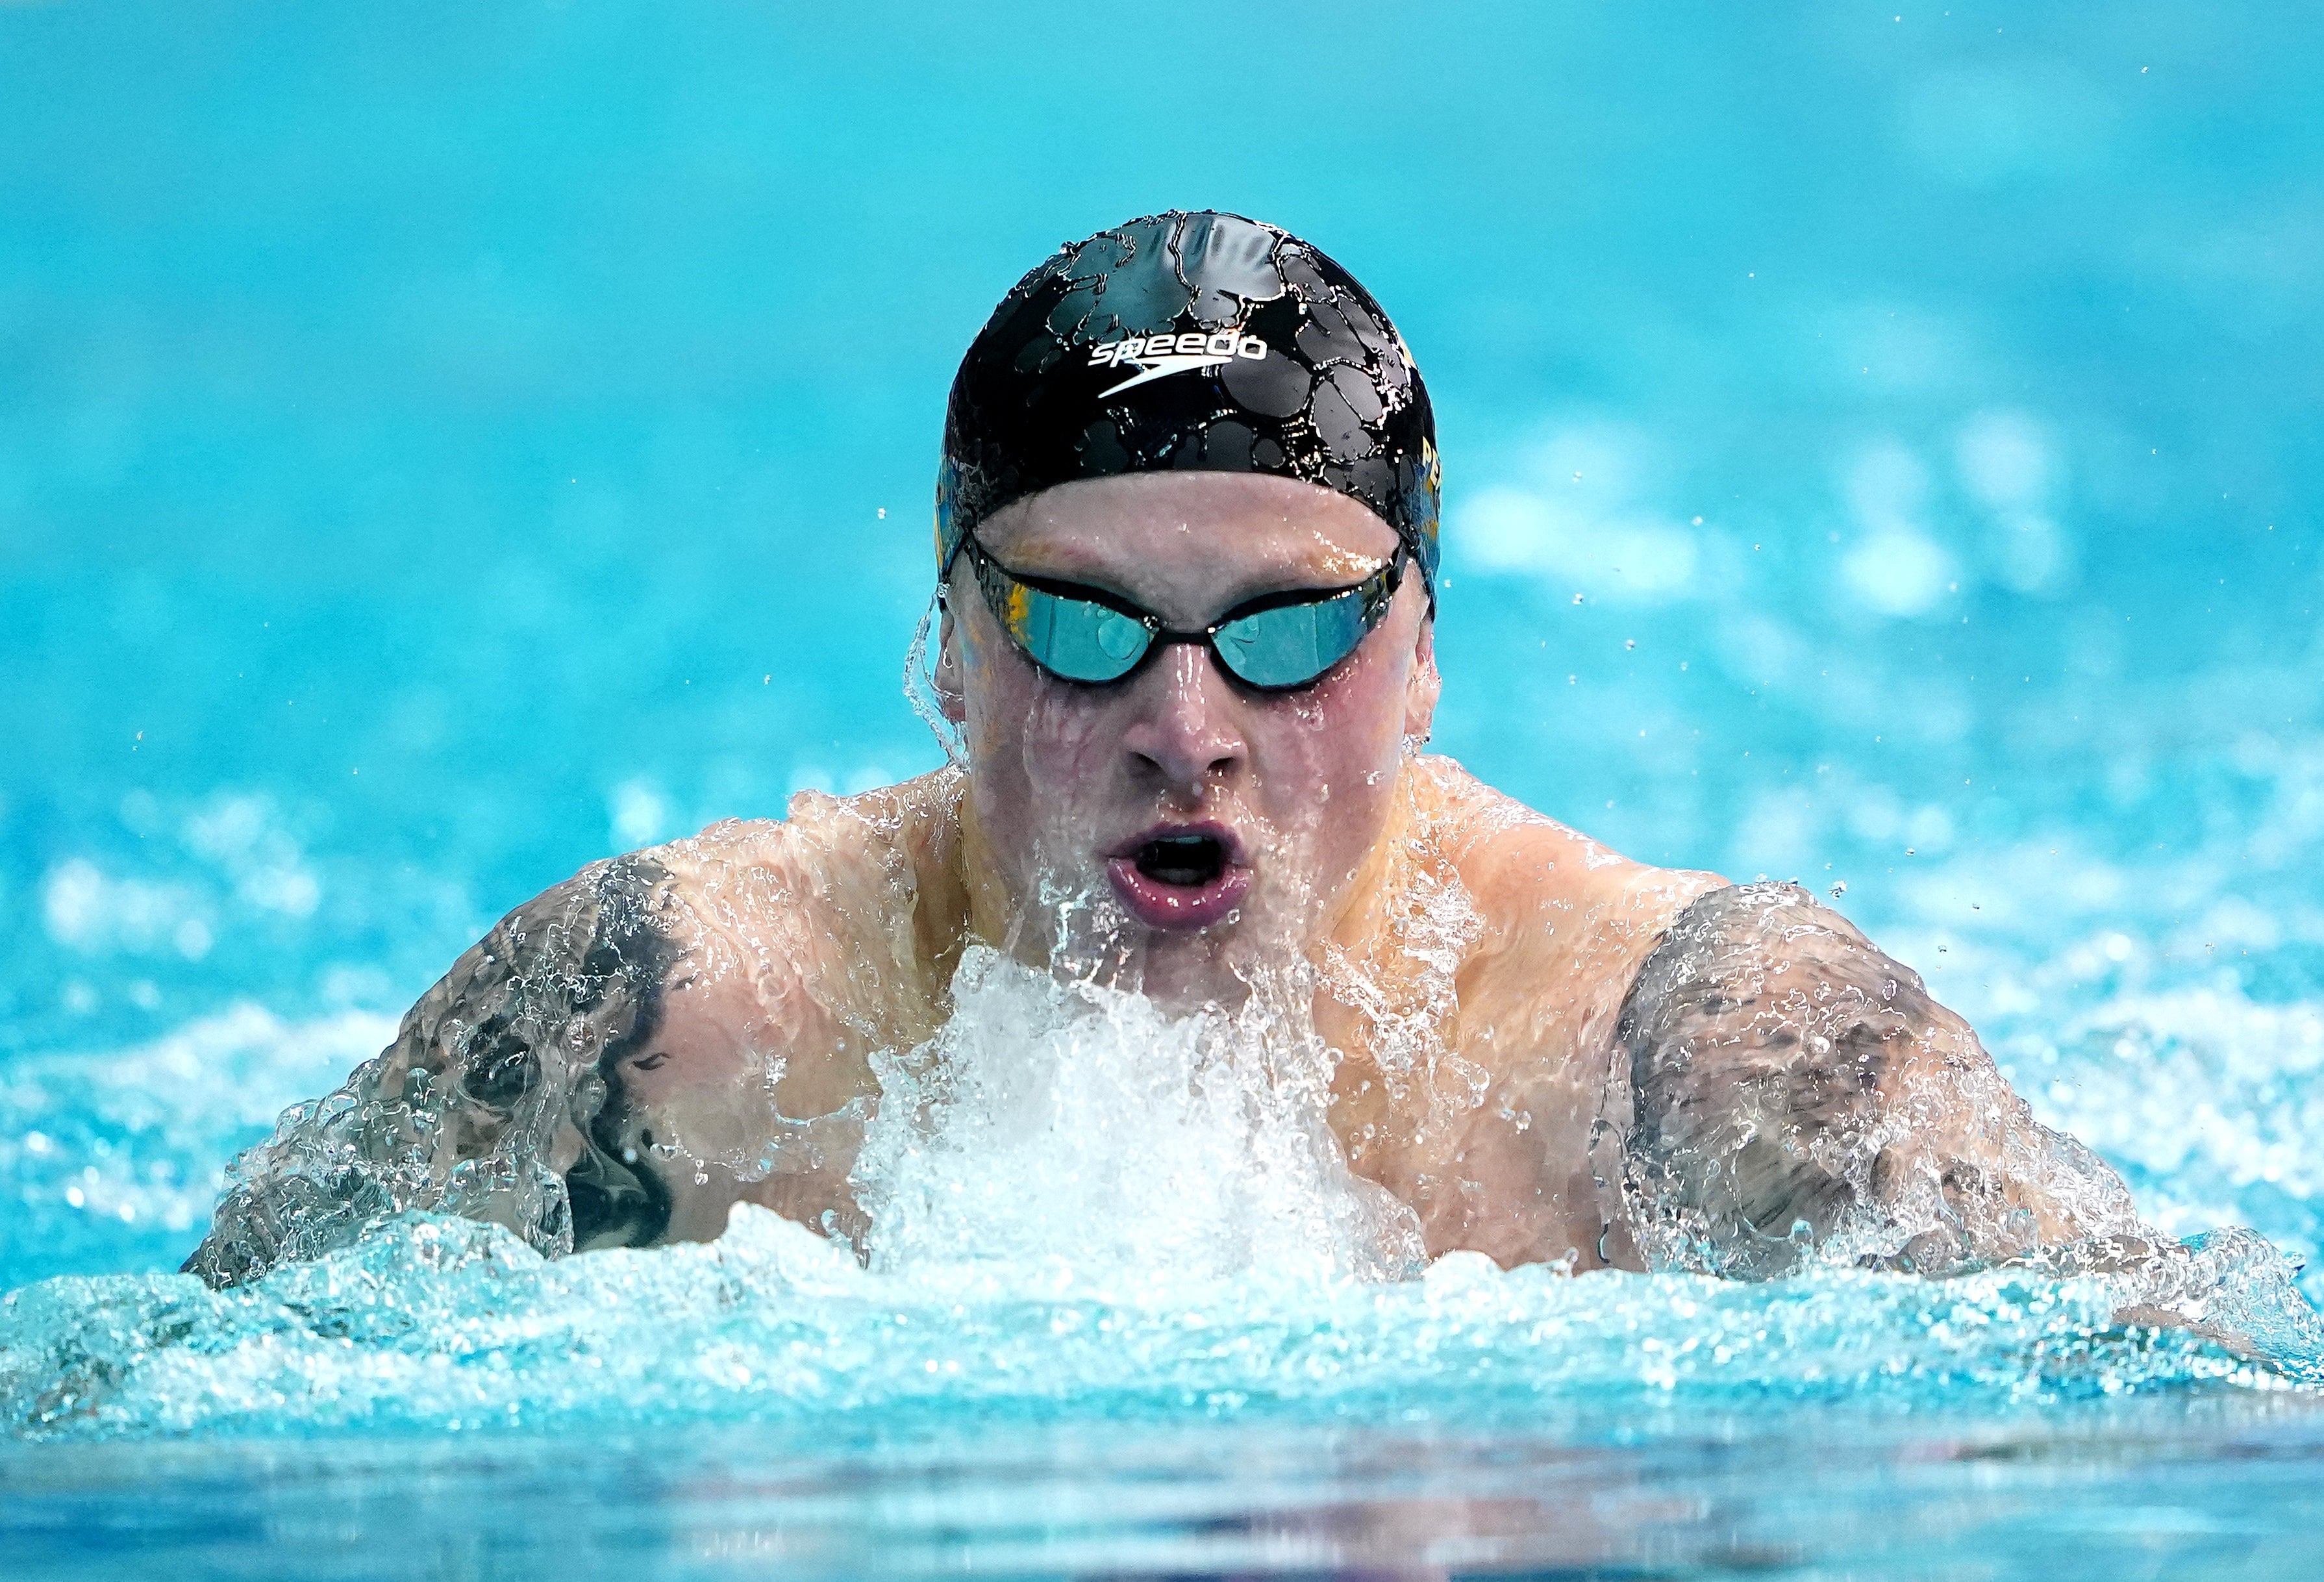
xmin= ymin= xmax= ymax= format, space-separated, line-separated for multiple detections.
xmin=937 ymin=211 xmax=1440 ymax=598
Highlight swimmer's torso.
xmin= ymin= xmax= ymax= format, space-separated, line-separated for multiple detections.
xmin=184 ymin=755 xmax=2148 ymax=1292
xmin=623 ymin=757 xmax=1720 ymax=1270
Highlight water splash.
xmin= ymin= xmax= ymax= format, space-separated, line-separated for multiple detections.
xmin=14 ymin=803 xmax=2324 ymax=1449
xmin=2003 ymin=985 xmax=2324 ymax=1285
xmin=901 ymin=591 xmax=968 ymax=768
xmin=853 ymin=945 xmax=1425 ymax=1292
xmin=5 ymin=1203 xmax=2312 ymax=1443
xmin=177 ymin=857 xmax=684 ymax=1287
xmin=9 ymin=929 xmax=2324 ymax=1444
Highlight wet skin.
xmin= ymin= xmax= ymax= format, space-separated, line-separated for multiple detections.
xmin=179 ymin=467 xmax=2190 ymax=1305
xmin=606 ymin=475 xmax=1723 ymax=1264
xmin=466 ymin=473 xmax=2144 ymax=1275
xmin=945 ymin=471 xmax=1447 ymax=1007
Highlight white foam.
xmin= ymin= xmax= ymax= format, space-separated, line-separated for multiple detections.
xmin=851 ymin=946 xmax=1425 ymax=1298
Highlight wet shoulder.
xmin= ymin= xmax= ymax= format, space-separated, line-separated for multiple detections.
xmin=644 ymin=768 xmax=968 ymax=1001
xmin=1407 ymin=754 xmax=1724 ymax=987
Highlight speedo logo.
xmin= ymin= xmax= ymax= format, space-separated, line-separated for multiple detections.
xmin=1087 ymin=327 xmax=1268 ymax=397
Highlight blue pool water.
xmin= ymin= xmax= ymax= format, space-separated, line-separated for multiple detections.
xmin=7 ymin=1 xmax=2324 ymax=1574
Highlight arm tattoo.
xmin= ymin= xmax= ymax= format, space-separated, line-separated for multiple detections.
xmin=182 ymin=855 xmax=684 ymax=1288
xmin=1612 ymin=882 xmax=2140 ymax=1278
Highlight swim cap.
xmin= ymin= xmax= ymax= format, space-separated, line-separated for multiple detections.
xmin=937 ymin=211 xmax=1440 ymax=598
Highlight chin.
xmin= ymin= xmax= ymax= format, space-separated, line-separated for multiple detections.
xmin=1131 ymin=943 xmax=1254 ymax=1013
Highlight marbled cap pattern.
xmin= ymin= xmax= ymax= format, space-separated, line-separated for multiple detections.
xmin=937 ymin=211 xmax=1439 ymax=597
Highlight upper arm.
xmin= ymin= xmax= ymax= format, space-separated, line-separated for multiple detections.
xmin=182 ymin=854 xmax=686 ymax=1287
xmin=1612 ymin=882 xmax=2142 ymax=1277
xmin=1369 ymin=802 xmax=1723 ymax=1268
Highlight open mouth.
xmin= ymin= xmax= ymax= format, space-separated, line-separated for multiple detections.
xmin=1132 ymin=833 xmax=1229 ymax=888
xmin=1105 ymin=822 xmax=1252 ymax=931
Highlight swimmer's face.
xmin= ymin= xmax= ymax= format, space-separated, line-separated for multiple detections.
xmin=940 ymin=472 xmax=1438 ymax=1005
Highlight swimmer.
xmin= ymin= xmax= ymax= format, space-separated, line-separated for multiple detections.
xmin=186 ymin=212 xmax=2158 ymax=1291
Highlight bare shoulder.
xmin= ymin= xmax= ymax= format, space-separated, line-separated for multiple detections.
xmin=182 ymin=770 xmax=969 ymax=1287
xmin=1406 ymin=754 xmax=1725 ymax=989
xmin=654 ymin=766 xmax=964 ymax=907
xmin=184 ymin=851 xmax=689 ymax=1285
xmin=634 ymin=766 xmax=969 ymax=1112
xmin=1612 ymin=881 xmax=2142 ymax=1276
xmin=1330 ymin=758 xmax=1727 ymax=1268
xmin=647 ymin=769 xmax=967 ymax=974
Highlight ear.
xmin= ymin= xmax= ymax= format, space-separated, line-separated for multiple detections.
xmin=1403 ymin=609 xmax=1441 ymax=743
xmin=934 ymin=600 xmax=967 ymax=725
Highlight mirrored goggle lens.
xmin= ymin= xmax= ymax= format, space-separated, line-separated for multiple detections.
xmin=1012 ymin=584 xmax=1153 ymax=683
xmin=1212 ymin=587 xmax=1373 ymax=689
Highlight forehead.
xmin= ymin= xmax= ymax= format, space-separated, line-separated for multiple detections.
xmin=977 ymin=473 xmax=1399 ymax=593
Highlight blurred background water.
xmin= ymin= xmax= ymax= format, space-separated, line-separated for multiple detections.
xmin=5 ymin=3 xmax=2324 ymax=1574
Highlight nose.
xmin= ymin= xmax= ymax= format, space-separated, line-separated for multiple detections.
xmin=1119 ymin=641 xmax=1247 ymax=801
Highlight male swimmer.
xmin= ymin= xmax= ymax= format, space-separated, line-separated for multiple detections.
xmin=188 ymin=212 xmax=2152 ymax=1289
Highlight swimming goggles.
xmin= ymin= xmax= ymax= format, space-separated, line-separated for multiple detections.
xmin=953 ymin=534 xmax=1407 ymax=691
